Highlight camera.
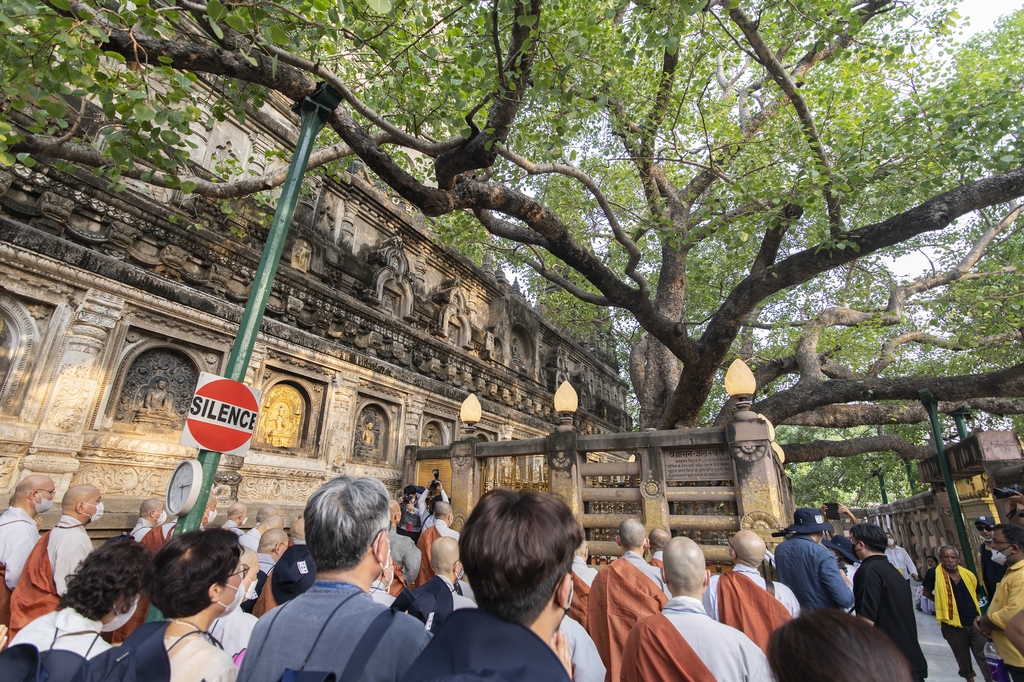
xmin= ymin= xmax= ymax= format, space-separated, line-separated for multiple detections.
xmin=993 ymin=484 xmax=1024 ymax=499
xmin=429 ymin=479 xmax=441 ymax=491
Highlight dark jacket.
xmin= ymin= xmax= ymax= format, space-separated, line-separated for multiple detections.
xmin=854 ymin=555 xmax=928 ymax=678
xmin=775 ymin=534 xmax=855 ymax=610
xmin=413 ymin=576 xmax=455 ymax=634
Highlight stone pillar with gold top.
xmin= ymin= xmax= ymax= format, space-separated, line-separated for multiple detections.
xmin=448 ymin=394 xmax=483 ymax=531
xmin=24 ymin=290 xmax=126 ymax=500
xmin=548 ymin=381 xmax=582 ymax=519
xmin=723 ymin=359 xmax=789 ymax=548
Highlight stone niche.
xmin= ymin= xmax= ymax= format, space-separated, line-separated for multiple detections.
xmin=253 ymin=371 xmax=326 ymax=458
xmin=351 ymin=398 xmax=399 ymax=467
xmin=109 ymin=346 xmax=200 ymax=436
xmin=420 ymin=417 xmax=454 ymax=447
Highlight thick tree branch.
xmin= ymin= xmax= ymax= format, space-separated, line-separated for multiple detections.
xmin=869 ymin=329 xmax=1023 ymax=376
xmin=785 ymin=435 xmax=934 ymax=463
xmin=785 ymin=398 xmax=1024 ymax=429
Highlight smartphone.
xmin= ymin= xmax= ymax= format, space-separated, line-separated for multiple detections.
xmin=824 ymin=503 xmax=841 ymax=520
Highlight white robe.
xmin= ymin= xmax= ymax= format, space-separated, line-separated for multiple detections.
xmin=703 ymin=563 xmax=801 ymax=620
xmin=11 ymin=608 xmax=110 ymax=659
xmin=572 ymin=557 xmax=598 ymax=587
xmin=0 ymin=506 xmax=39 ymax=589
xmin=48 ymin=516 xmax=93 ymax=595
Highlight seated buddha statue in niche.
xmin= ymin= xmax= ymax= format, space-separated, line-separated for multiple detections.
xmin=264 ymin=403 xmax=300 ymax=448
xmin=132 ymin=377 xmax=177 ymax=430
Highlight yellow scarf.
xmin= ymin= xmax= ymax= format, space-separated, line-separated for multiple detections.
xmin=934 ymin=566 xmax=980 ymax=628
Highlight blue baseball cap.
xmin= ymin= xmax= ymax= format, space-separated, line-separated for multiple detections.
xmin=975 ymin=516 xmax=996 ymax=529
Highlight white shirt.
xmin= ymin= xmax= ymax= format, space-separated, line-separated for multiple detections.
xmin=560 ymin=614 xmax=606 ymax=682
xmin=417 ymin=489 xmax=449 ymax=527
xmin=11 ymin=608 xmax=110 ymax=659
xmin=238 ymin=528 xmax=261 ymax=553
xmin=652 ymin=551 xmax=663 ymax=562
xmin=573 ymin=557 xmax=598 ymax=587
xmin=209 ymin=607 xmax=258 ymax=659
xmin=131 ymin=518 xmax=154 ymax=542
xmin=48 ymin=516 xmax=93 ymax=595
xmin=885 ymin=545 xmax=917 ymax=579
xmin=221 ymin=519 xmax=245 ymax=537
xmin=661 ymin=596 xmax=773 ymax=682
xmin=434 ymin=519 xmax=460 ymax=541
xmin=703 ymin=563 xmax=801 ymax=620
xmin=370 ymin=581 xmax=395 ymax=606
xmin=0 ymin=506 xmax=39 ymax=589
xmin=623 ymin=551 xmax=670 ymax=597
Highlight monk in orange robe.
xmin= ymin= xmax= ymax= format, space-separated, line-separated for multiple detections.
xmin=8 ymin=531 xmax=60 ymax=637
xmin=415 ymin=500 xmax=454 ymax=587
xmin=569 ymin=570 xmax=591 ymax=626
xmin=588 ymin=520 xmax=669 ymax=682
xmin=648 ymin=528 xmax=670 ymax=569
xmin=621 ymin=614 xmax=716 ymax=682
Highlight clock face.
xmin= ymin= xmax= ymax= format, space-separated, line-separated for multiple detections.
xmin=166 ymin=460 xmax=203 ymax=517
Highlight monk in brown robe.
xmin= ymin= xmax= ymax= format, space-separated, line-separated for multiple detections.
xmin=620 ymin=537 xmax=772 ymax=681
xmin=569 ymin=538 xmax=594 ymax=626
xmin=588 ymin=519 xmax=668 ymax=682
xmin=9 ymin=485 xmax=101 ymax=638
xmin=415 ymin=500 xmax=454 ymax=587
xmin=648 ymin=528 xmax=670 ymax=569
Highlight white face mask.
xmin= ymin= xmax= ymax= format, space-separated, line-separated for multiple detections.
xmin=34 ymin=493 xmax=54 ymax=515
xmin=84 ymin=501 xmax=104 ymax=523
xmin=241 ymin=517 xmax=249 ymax=527
xmin=156 ymin=510 xmax=167 ymax=525
xmin=887 ymin=539 xmax=895 ymax=547
xmin=207 ymin=509 xmax=218 ymax=523
xmin=244 ymin=580 xmax=258 ymax=601
xmin=992 ymin=549 xmax=1009 ymax=566
xmin=216 ymin=580 xmax=244 ymax=618
xmin=101 ymin=598 xmax=138 ymax=632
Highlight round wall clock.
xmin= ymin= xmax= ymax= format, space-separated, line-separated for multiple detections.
xmin=166 ymin=459 xmax=204 ymax=517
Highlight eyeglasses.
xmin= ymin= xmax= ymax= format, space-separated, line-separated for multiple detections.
xmin=230 ymin=565 xmax=250 ymax=581
xmin=32 ymin=489 xmax=56 ymax=497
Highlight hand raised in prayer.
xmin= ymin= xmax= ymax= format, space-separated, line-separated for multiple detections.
xmin=550 ymin=629 xmax=573 ymax=679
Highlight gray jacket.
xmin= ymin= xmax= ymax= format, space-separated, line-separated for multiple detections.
xmin=389 ymin=528 xmax=421 ymax=584
xmin=238 ymin=582 xmax=431 ymax=682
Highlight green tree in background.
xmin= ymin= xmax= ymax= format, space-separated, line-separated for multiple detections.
xmin=2 ymin=0 xmax=1022 ymax=463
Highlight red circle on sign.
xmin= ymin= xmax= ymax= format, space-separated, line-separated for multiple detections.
xmin=186 ymin=379 xmax=259 ymax=453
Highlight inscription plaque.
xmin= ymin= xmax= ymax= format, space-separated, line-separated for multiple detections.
xmin=663 ymin=449 xmax=733 ymax=481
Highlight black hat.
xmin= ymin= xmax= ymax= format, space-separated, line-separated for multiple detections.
xmin=785 ymin=508 xmax=836 ymax=534
xmin=823 ymin=535 xmax=857 ymax=563
xmin=270 ymin=543 xmax=316 ymax=605
xmin=975 ymin=516 xmax=996 ymax=529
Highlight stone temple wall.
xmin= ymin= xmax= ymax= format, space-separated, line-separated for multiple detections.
xmin=0 ymin=88 xmax=629 ymax=528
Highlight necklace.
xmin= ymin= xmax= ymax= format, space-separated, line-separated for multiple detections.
xmin=169 ymin=619 xmax=204 ymax=633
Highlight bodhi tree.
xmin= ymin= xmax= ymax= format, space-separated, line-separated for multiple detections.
xmin=2 ymin=0 xmax=1022 ymax=461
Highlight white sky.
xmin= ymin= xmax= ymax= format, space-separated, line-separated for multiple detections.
xmin=888 ymin=0 xmax=1023 ymax=278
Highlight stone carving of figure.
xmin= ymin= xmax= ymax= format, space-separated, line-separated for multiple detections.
xmin=291 ymin=240 xmax=311 ymax=272
xmin=132 ymin=377 xmax=177 ymax=429
xmin=421 ymin=423 xmax=442 ymax=447
xmin=354 ymin=407 xmax=384 ymax=460
xmin=265 ymin=403 xmax=300 ymax=448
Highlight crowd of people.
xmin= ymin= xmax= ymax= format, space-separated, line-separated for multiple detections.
xmin=2 ymin=472 xmax=1024 ymax=682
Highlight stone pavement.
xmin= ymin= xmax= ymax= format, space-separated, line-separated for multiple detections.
xmin=917 ymin=607 xmax=968 ymax=682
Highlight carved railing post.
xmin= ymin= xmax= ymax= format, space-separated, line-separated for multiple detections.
xmin=726 ymin=413 xmax=787 ymax=548
xmin=546 ymin=430 xmax=580 ymax=519
xmin=639 ymin=442 xmax=670 ymax=534
xmin=449 ymin=438 xmax=477 ymax=531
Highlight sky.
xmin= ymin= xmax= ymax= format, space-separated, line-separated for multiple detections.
xmin=888 ymin=0 xmax=1023 ymax=278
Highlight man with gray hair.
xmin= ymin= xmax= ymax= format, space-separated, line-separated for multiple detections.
xmin=922 ymin=544 xmax=991 ymax=682
xmin=239 ymin=476 xmax=430 ymax=682
xmin=620 ymin=537 xmax=771 ymax=682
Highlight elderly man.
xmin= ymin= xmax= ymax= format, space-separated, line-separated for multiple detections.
xmin=976 ymin=524 xmax=1024 ymax=682
xmin=415 ymin=500 xmax=458 ymax=586
xmin=569 ymin=538 xmax=597 ymax=625
xmin=620 ymin=537 xmax=771 ymax=682
xmin=9 ymin=484 xmax=102 ymax=637
xmin=239 ymin=477 xmax=429 ymax=682
xmin=648 ymin=528 xmax=670 ymax=568
xmin=403 ymin=489 xmax=582 ymax=682
xmin=221 ymin=502 xmax=249 ymax=537
xmin=239 ymin=505 xmax=279 ymax=553
xmin=130 ymin=498 xmax=166 ymax=541
xmin=703 ymin=530 xmax=799 ymax=653
xmin=851 ymin=522 xmax=928 ymax=681
xmin=0 ymin=475 xmax=54 ymax=627
xmin=412 ymin=536 xmax=476 ymax=633
xmin=923 ymin=545 xmax=991 ymax=682
xmin=240 ymin=512 xmax=283 ymax=554
xmin=588 ymin=519 xmax=670 ymax=682
xmin=774 ymin=508 xmax=854 ymax=611
xmin=388 ymin=500 xmax=420 ymax=595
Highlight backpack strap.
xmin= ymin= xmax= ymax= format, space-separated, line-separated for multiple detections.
xmin=338 ymin=609 xmax=394 ymax=682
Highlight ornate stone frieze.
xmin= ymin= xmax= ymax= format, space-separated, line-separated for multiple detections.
xmin=72 ymin=462 xmax=172 ymax=497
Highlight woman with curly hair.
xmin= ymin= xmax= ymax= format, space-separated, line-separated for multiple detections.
xmin=10 ymin=539 xmax=149 ymax=659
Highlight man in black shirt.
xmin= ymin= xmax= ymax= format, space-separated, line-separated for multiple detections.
xmin=851 ymin=522 xmax=928 ymax=682
xmin=923 ymin=545 xmax=992 ymax=682
xmin=978 ymin=516 xmax=1007 ymax=600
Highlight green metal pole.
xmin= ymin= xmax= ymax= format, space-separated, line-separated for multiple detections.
xmin=952 ymin=409 xmax=971 ymax=441
xmin=904 ymin=459 xmax=917 ymax=492
xmin=920 ymin=389 xmax=977 ymax=575
xmin=147 ymin=83 xmax=341 ymax=622
xmin=876 ymin=471 xmax=888 ymax=505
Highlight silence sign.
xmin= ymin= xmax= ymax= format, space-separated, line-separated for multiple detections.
xmin=179 ymin=372 xmax=262 ymax=456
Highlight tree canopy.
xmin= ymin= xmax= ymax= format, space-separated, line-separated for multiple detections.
xmin=3 ymin=0 xmax=1022 ymax=463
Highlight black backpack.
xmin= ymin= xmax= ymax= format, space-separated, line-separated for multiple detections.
xmin=0 ymin=643 xmax=89 ymax=682
xmin=85 ymin=621 xmax=171 ymax=682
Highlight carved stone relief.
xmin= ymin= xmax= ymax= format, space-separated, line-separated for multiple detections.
xmin=258 ymin=383 xmax=304 ymax=449
xmin=113 ymin=348 xmax=198 ymax=433
xmin=72 ymin=462 xmax=171 ymax=497
xmin=352 ymin=404 xmax=389 ymax=465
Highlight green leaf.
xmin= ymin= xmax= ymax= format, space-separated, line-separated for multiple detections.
xmin=206 ymin=0 xmax=227 ymax=21
xmin=366 ymin=0 xmax=391 ymax=14
xmin=133 ymin=103 xmax=155 ymax=122
xmin=50 ymin=0 xmax=71 ymax=10
xmin=179 ymin=180 xmax=197 ymax=194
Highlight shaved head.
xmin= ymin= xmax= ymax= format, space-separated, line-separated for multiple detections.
xmin=290 ymin=515 xmax=305 ymax=541
xmin=205 ymin=493 xmax=218 ymax=511
xmin=140 ymin=498 xmax=163 ymax=516
xmin=431 ymin=536 xmax=460 ymax=574
xmin=730 ymin=530 xmax=767 ymax=567
xmin=575 ymin=538 xmax=589 ymax=559
xmin=259 ymin=528 xmax=289 ymax=553
xmin=14 ymin=475 xmax=54 ymax=500
xmin=649 ymin=528 xmax=671 ymax=552
xmin=617 ymin=518 xmax=647 ymax=552
xmin=663 ymin=536 xmax=708 ymax=598
xmin=434 ymin=501 xmax=452 ymax=520
xmin=240 ymin=548 xmax=259 ymax=576
xmin=228 ymin=503 xmax=247 ymax=521
xmin=261 ymin=514 xmax=284 ymax=530
xmin=256 ymin=505 xmax=279 ymax=523
xmin=389 ymin=499 xmax=402 ymax=525
xmin=63 ymin=485 xmax=100 ymax=515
